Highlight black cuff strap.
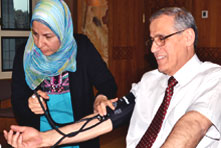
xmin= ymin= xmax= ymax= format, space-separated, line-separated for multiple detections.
xmin=106 ymin=92 xmax=135 ymax=129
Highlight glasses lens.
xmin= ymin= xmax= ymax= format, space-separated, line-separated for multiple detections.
xmin=155 ymin=35 xmax=165 ymax=47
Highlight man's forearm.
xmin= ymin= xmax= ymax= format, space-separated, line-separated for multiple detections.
xmin=40 ymin=114 xmax=113 ymax=147
xmin=161 ymin=111 xmax=212 ymax=148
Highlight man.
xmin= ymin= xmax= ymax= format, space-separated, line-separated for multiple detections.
xmin=4 ymin=7 xmax=221 ymax=148
xmin=126 ymin=7 xmax=221 ymax=148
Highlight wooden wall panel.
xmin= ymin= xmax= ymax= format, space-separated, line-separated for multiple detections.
xmin=193 ymin=0 xmax=221 ymax=47
xmin=146 ymin=0 xmax=193 ymax=14
xmin=192 ymin=0 xmax=221 ymax=65
xmin=64 ymin=0 xmax=78 ymax=32
xmin=109 ymin=0 xmax=146 ymax=97
xmin=196 ymin=47 xmax=221 ymax=65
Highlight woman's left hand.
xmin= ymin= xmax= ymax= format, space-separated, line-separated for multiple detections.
xmin=93 ymin=95 xmax=118 ymax=116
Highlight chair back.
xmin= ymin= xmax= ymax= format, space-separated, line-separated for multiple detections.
xmin=0 ymin=79 xmax=11 ymax=101
xmin=0 ymin=79 xmax=14 ymax=118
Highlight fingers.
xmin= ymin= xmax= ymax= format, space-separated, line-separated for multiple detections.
xmin=5 ymin=130 xmax=13 ymax=146
xmin=28 ymin=90 xmax=49 ymax=114
xmin=95 ymin=101 xmax=108 ymax=116
xmin=28 ymin=96 xmax=45 ymax=114
xmin=109 ymin=98 xmax=118 ymax=110
xmin=11 ymin=125 xmax=27 ymax=133
xmin=37 ymin=90 xmax=49 ymax=100
xmin=4 ymin=129 xmax=21 ymax=148
xmin=94 ymin=95 xmax=118 ymax=116
xmin=17 ymin=134 xmax=23 ymax=148
xmin=3 ymin=130 xmax=8 ymax=141
xmin=5 ymin=130 xmax=25 ymax=148
xmin=94 ymin=95 xmax=108 ymax=116
xmin=110 ymin=97 xmax=119 ymax=104
xmin=11 ymin=131 xmax=21 ymax=147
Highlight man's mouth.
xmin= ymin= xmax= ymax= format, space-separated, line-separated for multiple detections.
xmin=155 ymin=55 xmax=165 ymax=60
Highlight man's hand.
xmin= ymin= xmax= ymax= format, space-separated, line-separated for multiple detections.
xmin=4 ymin=125 xmax=43 ymax=148
xmin=93 ymin=95 xmax=118 ymax=116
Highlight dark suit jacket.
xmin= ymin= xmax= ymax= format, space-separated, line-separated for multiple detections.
xmin=11 ymin=34 xmax=117 ymax=148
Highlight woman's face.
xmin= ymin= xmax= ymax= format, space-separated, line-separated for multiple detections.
xmin=32 ymin=21 xmax=61 ymax=56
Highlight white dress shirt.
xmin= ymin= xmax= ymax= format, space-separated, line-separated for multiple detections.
xmin=126 ymin=55 xmax=221 ymax=148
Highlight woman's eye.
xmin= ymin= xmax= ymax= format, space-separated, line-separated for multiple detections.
xmin=32 ymin=31 xmax=37 ymax=36
xmin=32 ymin=32 xmax=38 ymax=38
xmin=45 ymin=34 xmax=55 ymax=39
xmin=46 ymin=36 xmax=52 ymax=39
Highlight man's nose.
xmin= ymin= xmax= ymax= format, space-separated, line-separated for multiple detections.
xmin=150 ymin=42 xmax=160 ymax=53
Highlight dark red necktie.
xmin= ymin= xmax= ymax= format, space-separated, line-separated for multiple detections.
xmin=136 ymin=76 xmax=178 ymax=148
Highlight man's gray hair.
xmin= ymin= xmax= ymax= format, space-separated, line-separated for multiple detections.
xmin=150 ymin=7 xmax=198 ymax=48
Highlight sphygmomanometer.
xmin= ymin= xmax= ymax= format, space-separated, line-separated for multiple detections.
xmin=34 ymin=91 xmax=135 ymax=148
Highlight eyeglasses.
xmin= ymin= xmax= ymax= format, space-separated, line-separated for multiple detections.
xmin=148 ymin=30 xmax=185 ymax=47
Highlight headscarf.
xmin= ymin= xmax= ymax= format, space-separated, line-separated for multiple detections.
xmin=23 ymin=0 xmax=77 ymax=90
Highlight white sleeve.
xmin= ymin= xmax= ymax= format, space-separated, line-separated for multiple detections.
xmin=187 ymin=75 xmax=221 ymax=140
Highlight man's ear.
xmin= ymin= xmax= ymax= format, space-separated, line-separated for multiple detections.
xmin=184 ymin=28 xmax=195 ymax=47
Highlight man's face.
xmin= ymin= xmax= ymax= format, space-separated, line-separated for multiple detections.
xmin=150 ymin=15 xmax=189 ymax=76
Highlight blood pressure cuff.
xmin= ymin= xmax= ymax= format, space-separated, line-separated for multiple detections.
xmin=106 ymin=92 xmax=135 ymax=129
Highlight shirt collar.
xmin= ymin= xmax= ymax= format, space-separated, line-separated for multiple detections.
xmin=173 ymin=54 xmax=202 ymax=86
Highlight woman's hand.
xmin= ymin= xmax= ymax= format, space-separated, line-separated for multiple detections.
xmin=93 ymin=95 xmax=118 ymax=116
xmin=28 ymin=90 xmax=49 ymax=114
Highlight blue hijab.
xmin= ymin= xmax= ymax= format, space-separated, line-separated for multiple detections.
xmin=24 ymin=0 xmax=77 ymax=90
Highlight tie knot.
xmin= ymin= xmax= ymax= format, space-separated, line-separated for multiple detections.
xmin=168 ymin=76 xmax=178 ymax=87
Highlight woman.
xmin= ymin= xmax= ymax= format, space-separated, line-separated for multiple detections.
xmin=11 ymin=0 xmax=117 ymax=148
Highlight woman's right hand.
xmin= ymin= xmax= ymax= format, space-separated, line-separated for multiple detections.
xmin=28 ymin=90 xmax=49 ymax=115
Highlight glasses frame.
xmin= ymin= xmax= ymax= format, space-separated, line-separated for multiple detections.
xmin=149 ymin=29 xmax=185 ymax=47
